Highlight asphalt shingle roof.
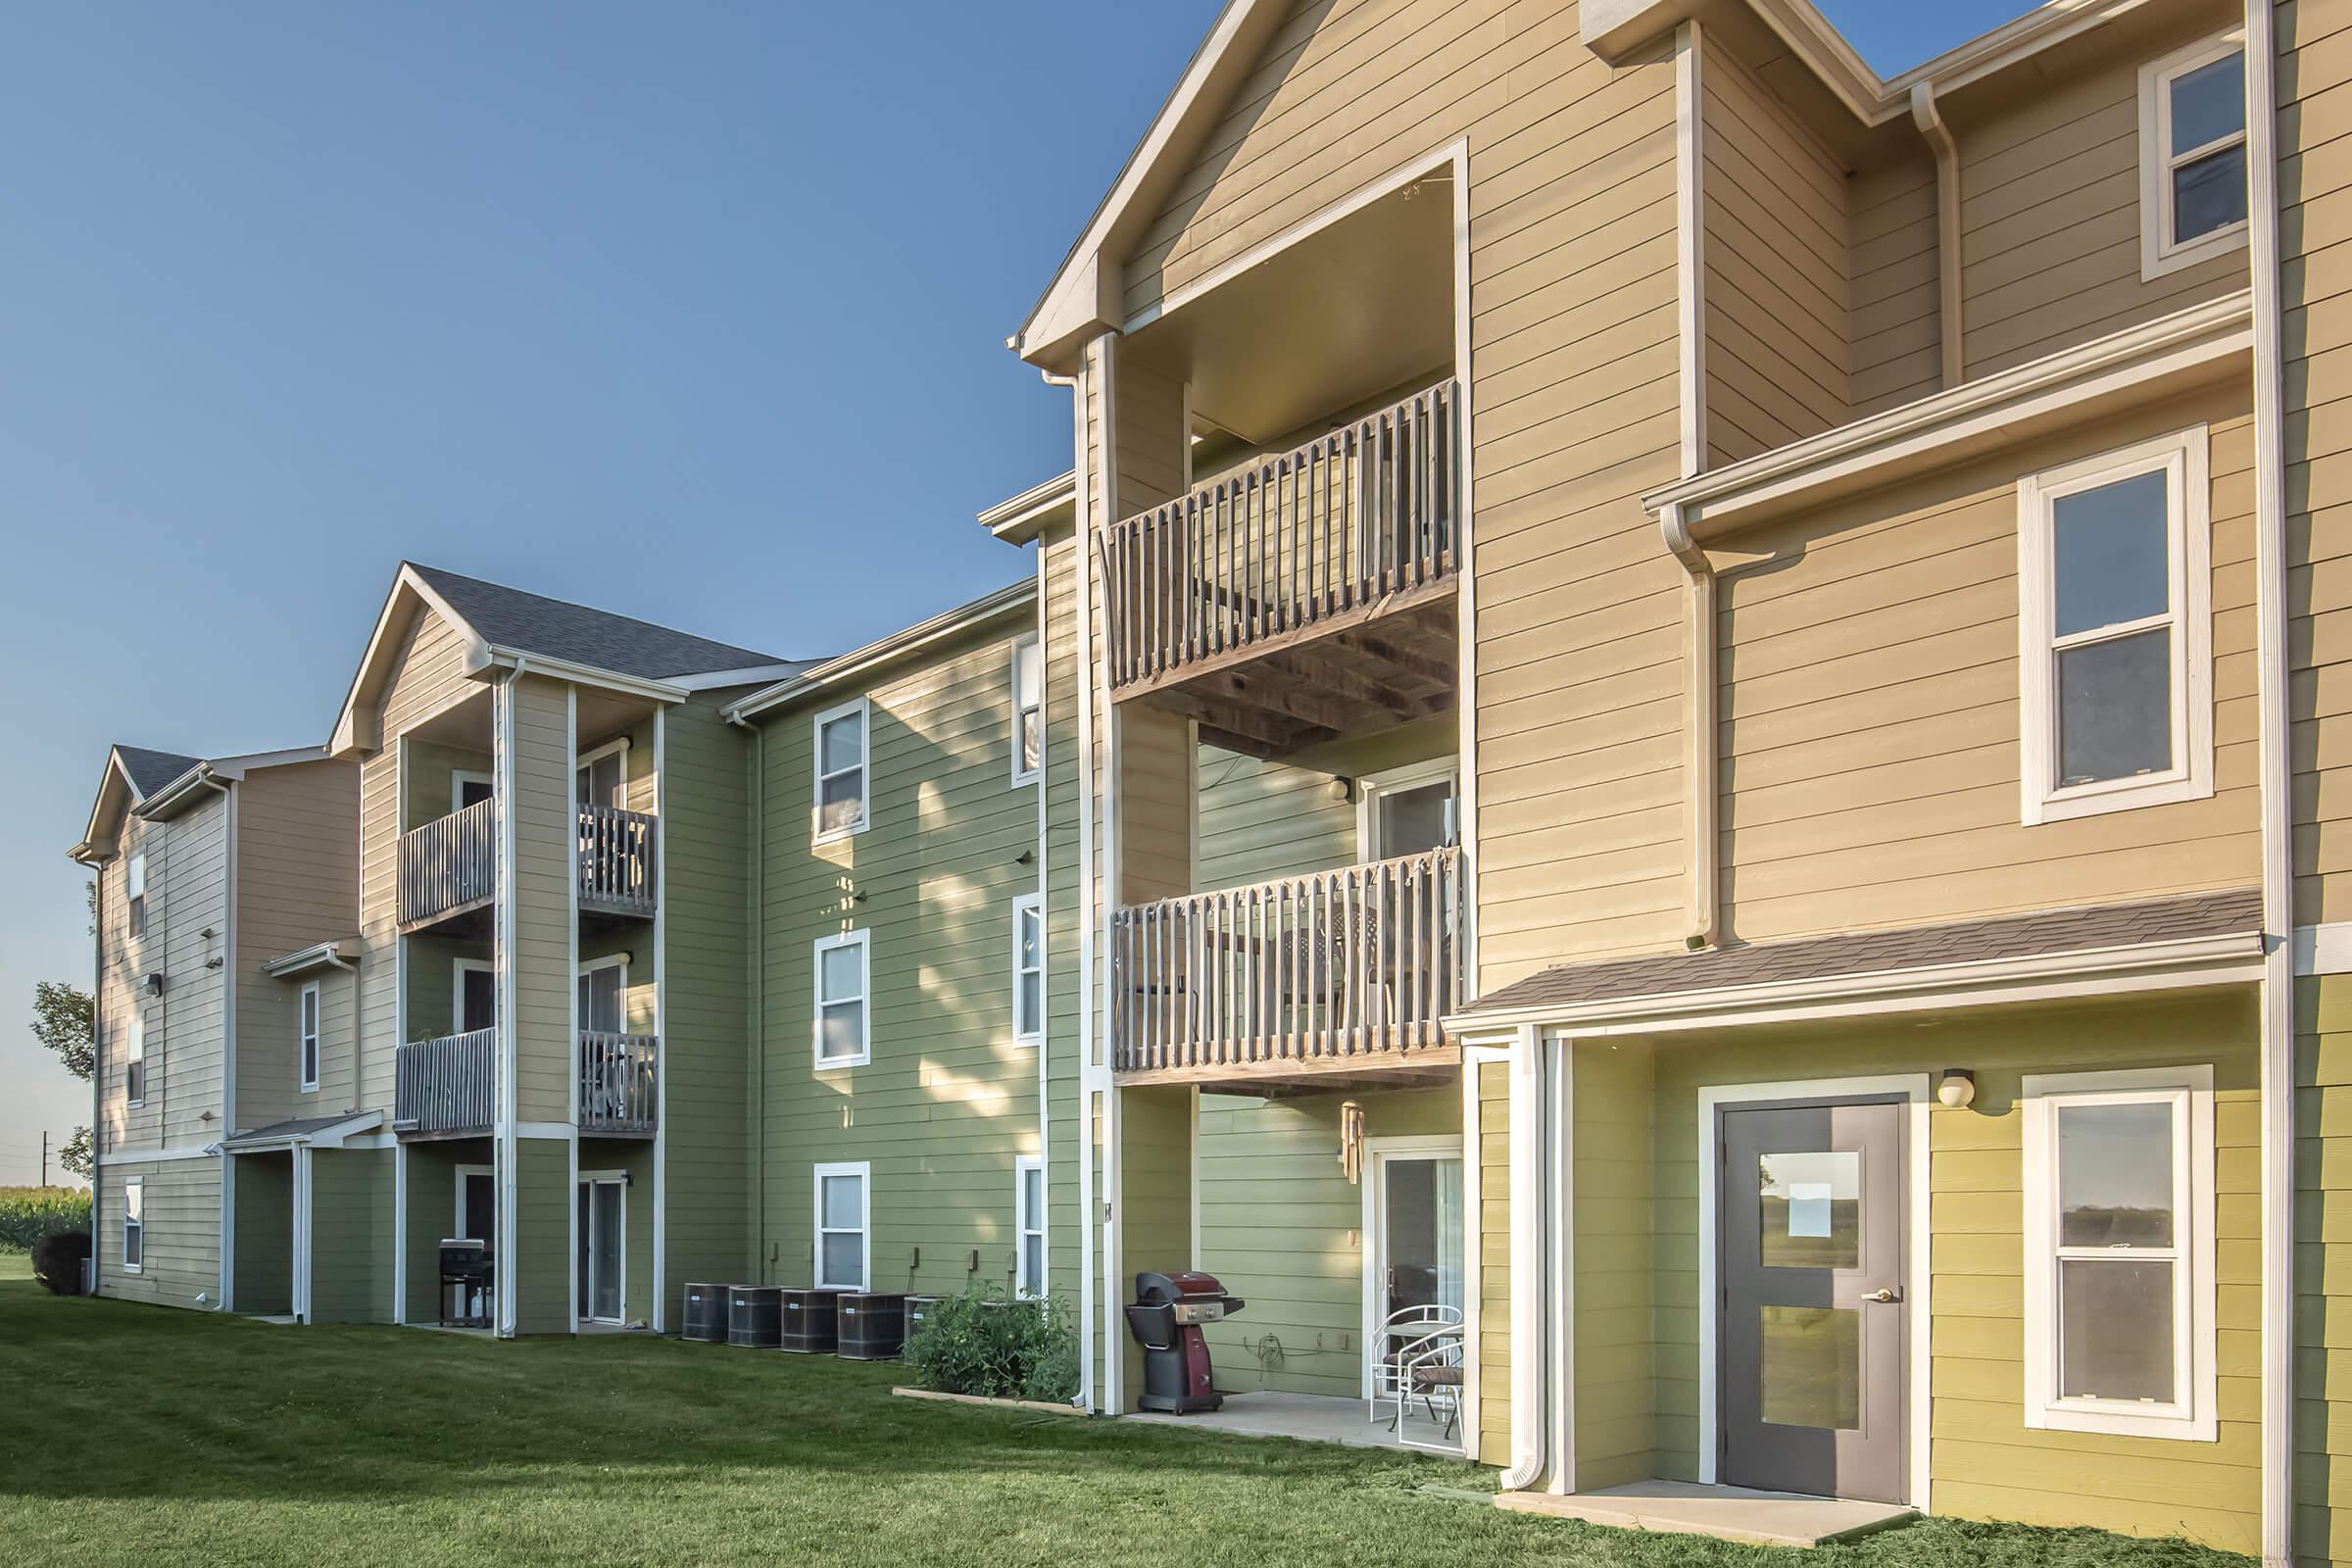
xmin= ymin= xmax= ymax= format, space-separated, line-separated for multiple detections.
xmin=1459 ymin=888 xmax=2266 ymax=1016
xmin=410 ymin=563 xmax=795 ymax=681
xmin=116 ymin=746 xmax=202 ymax=798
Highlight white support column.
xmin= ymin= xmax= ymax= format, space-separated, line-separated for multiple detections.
xmin=651 ymin=706 xmax=668 ymax=1334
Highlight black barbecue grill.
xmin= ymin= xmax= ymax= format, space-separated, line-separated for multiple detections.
xmin=438 ymin=1239 xmax=493 ymax=1329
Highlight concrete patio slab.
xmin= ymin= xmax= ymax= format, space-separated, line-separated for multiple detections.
xmin=1127 ymin=1391 xmax=1462 ymax=1454
xmin=1494 ymin=1480 xmax=1918 ymax=1548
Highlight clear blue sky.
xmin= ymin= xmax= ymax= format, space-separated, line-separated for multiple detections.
xmin=0 ymin=1 xmax=2034 ymax=1184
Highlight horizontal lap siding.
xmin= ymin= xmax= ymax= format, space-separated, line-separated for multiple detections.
xmin=1479 ymin=1060 xmax=1510 ymax=1460
xmin=756 ymin=619 xmax=1048 ymax=1299
xmin=1643 ymin=994 xmax=2260 ymax=1550
xmin=1044 ymin=537 xmax=1085 ymax=1300
xmin=307 ymin=1147 xmax=391 ymax=1324
xmin=1700 ymin=36 xmax=1850 ymax=466
xmin=98 ymin=1159 xmax=220 ymax=1310
xmin=99 ymin=795 xmax=228 ymax=1161
xmin=1194 ymin=719 xmax=1455 ymax=892
xmin=1195 ymin=1086 xmax=1458 ymax=1399
xmin=359 ymin=609 xmax=476 ymax=1112
xmin=662 ymin=699 xmax=753 ymax=1322
xmin=512 ymin=1137 xmax=569 ymax=1335
xmin=1573 ymin=1040 xmax=1654 ymax=1491
xmin=510 ymin=676 xmax=572 ymax=1126
xmin=1715 ymin=389 xmax=2262 ymax=943
xmin=2287 ymin=1 xmax=2352 ymax=1561
xmin=1957 ymin=17 xmax=2248 ymax=380
xmin=231 ymin=1152 xmax=292 ymax=1315
xmin=233 ymin=760 xmax=360 ymax=1130
xmin=1849 ymin=153 xmax=1942 ymax=416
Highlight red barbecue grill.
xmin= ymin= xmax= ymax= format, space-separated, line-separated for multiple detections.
xmin=1124 ymin=1270 xmax=1245 ymax=1413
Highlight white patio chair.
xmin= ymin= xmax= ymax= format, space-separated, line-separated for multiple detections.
xmin=1368 ymin=1302 xmax=1462 ymax=1430
xmin=1395 ymin=1329 xmax=1466 ymax=1449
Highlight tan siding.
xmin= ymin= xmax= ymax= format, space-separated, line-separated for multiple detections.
xmin=97 ymin=794 xmax=229 ymax=1159
xmin=509 ymin=674 xmax=572 ymax=1125
xmin=1715 ymin=389 xmax=2261 ymax=942
xmin=232 ymin=759 xmax=360 ymax=1129
xmin=1572 ymin=1040 xmax=1655 ymax=1491
xmin=96 ymin=1158 xmax=220 ymax=1311
xmin=1849 ymin=152 xmax=1943 ymax=415
xmin=1478 ymin=1059 xmax=1510 ymax=1458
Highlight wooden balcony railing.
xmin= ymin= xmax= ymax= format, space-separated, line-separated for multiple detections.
xmin=578 ymin=805 xmax=657 ymax=917
xmin=394 ymin=1029 xmax=497 ymax=1138
xmin=399 ymin=798 xmax=496 ymax=930
xmin=579 ymin=1031 xmax=659 ymax=1136
xmin=1094 ymin=379 xmax=1459 ymax=696
xmin=1109 ymin=846 xmax=1464 ymax=1080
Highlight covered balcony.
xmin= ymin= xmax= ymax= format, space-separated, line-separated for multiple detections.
xmin=392 ymin=1028 xmax=659 ymax=1138
xmin=577 ymin=1030 xmax=658 ymax=1137
xmin=1110 ymin=844 xmax=1464 ymax=1094
xmin=1095 ymin=378 xmax=1459 ymax=760
xmin=396 ymin=800 xmax=659 ymax=935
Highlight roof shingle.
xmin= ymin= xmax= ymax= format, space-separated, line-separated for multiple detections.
xmin=115 ymin=746 xmax=202 ymax=798
xmin=410 ymin=564 xmax=797 ymax=681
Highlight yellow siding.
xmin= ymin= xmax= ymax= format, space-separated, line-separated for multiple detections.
xmin=1848 ymin=151 xmax=1942 ymax=416
xmin=1480 ymin=1058 xmax=1510 ymax=1459
xmin=1573 ymin=1040 xmax=1655 ymax=1491
xmin=1715 ymin=389 xmax=2261 ymax=942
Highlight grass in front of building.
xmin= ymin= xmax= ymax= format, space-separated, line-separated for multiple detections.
xmin=0 ymin=1251 xmax=31 ymax=1281
xmin=0 ymin=1277 xmax=2254 ymax=1567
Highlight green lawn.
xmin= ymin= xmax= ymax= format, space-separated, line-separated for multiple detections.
xmin=0 ymin=1276 xmax=2253 ymax=1567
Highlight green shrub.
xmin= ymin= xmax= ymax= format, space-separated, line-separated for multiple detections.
xmin=905 ymin=1289 xmax=1080 ymax=1404
xmin=0 ymin=1187 xmax=90 ymax=1254
xmin=31 ymin=1230 xmax=91 ymax=1296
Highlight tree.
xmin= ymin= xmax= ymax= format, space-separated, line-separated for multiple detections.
xmin=30 ymin=884 xmax=96 ymax=1180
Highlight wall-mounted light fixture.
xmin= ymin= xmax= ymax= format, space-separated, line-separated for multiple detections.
xmin=1936 ymin=1068 xmax=1977 ymax=1110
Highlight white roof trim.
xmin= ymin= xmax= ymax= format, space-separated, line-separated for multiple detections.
xmin=222 ymin=1110 xmax=384 ymax=1152
xmin=468 ymin=646 xmax=690 ymax=705
xmin=1642 ymin=290 xmax=2252 ymax=536
xmin=978 ymin=471 xmax=1079 ymax=544
xmin=670 ymin=662 xmax=815 ymax=694
xmin=263 ymin=941 xmax=362 ymax=980
xmin=329 ymin=564 xmax=492 ymax=758
xmin=1446 ymin=929 xmax=2264 ymax=1043
xmin=723 ymin=582 xmax=1037 ymax=725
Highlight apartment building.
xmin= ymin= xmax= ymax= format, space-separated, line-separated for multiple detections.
xmin=999 ymin=0 xmax=2343 ymax=1558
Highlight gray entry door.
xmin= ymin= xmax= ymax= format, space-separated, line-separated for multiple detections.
xmin=1719 ymin=1099 xmax=1907 ymax=1503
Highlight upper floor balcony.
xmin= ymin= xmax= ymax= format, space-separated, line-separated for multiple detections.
xmin=397 ymin=799 xmax=658 ymax=935
xmin=1094 ymin=378 xmax=1460 ymax=760
xmin=1109 ymin=845 xmax=1464 ymax=1093
xmin=392 ymin=1027 xmax=658 ymax=1139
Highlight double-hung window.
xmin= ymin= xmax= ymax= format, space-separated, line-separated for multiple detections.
xmin=1015 ymin=1155 xmax=1046 ymax=1298
xmin=2022 ymin=1066 xmax=2216 ymax=1440
xmin=1012 ymin=894 xmax=1044 ymax=1045
xmin=122 ymin=1178 xmax=144 ymax=1274
xmin=2139 ymin=34 xmax=2248 ymax=279
xmin=2017 ymin=428 xmax=2211 ymax=823
xmin=813 ymin=930 xmax=870 ymax=1069
xmin=1010 ymin=635 xmax=1043 ymax=785
xmin=814 ymin=1162 xmax=870 ymax=1291
xmin=298 ymin=982 xmax=321 ymax=1093
xmin=812 ymin=698 xmax=870 ymax=843
xmin=124 ymin=1015 xmax=146 ymax=1107
xmin=125 ymin=850 xmax=148 ymax=939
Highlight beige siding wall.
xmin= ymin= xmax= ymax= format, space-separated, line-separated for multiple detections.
xmin=1716 ymin=388 xmax=2261 ymax=942
xmin=96 ymin=1158 xmax=220 ymax=1311
xmin=232 ymin=759 xmax=360 ymax=1129
xmin=97 ymin=793 xmax=228 ymax=1158
xmin=1954 ymin=4 xmax=2248 ymax=379
xmin=1700 ymin=35 xmax=1851 ymax=466
xmin=1850 ymin=151 xmax=1944 ymax=416
xmin=1477 ymin=1058 xmax=1511 ymax=1463
xmin=358 ymin=606 xmax=478 ymax=1112
xmin=509 ymin=675 xmax=573 ymax=1125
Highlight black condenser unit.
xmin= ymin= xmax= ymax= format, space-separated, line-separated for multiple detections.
xmin=837 ymin=1293 xmax=907 ymax=1359
xmin=903 ymin=1294 xmax=942 ymax=1357
xmin=682 ymin=1282 xmax=730 ymax=1344
xmin=727 ymin=1286 xmax=783 ymax=1348
xmin=779 ymin=1288 xmax=841 ymax=1353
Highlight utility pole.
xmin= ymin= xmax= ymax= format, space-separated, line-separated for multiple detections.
xmin=39 ymin=1131 xmax=48 ymax=1188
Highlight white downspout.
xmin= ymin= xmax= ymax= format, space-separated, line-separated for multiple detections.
xmin=2242 ymin=6 xmax=2294 ymax=1561
xmin=1909 ymin=81 xmax=1965 ymax=390
xmin=1500 ymin=1023 xmax=1549 ymax=1491
xmin=1661 ymin=502 xmax=1718 ymax=950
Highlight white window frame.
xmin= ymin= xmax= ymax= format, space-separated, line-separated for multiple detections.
xmin=577 ymin=952 xmax=629 ymax=1035
xmin=124 ymin=1014 xmax=146 ymax=1108
xmin=298 ymin=980 xmax=321 ymax=1094
xmin=1355 ymin=757 xmax=1460 ymax=860
xmin=122 ymin=1177 xmax=144 ymax=1274
xmin=1011 ymin=894 xmax=1044 ymax=1046
xmin=575 ymin=737 xmax=630 ymax=810
xmin=1015 ymin=1153 xmax=1046 ymax=1298
xmin=126 ymin=849 xmax=148 ymax=938
xmin=451 ymin=768 xmax=493 ymax=810
xmin=2016 ymin=427 xmax=2213 ymax=824
xmin=811 ymin=697 xmax=871 ymax=844
xmin=1009 ymin=634 xmax=1043 ymax=786
xmin=2138 ymin=31 xmax=2250 ymax=281
xmin=814 ymin=1160 xmax=871 ymax=1291
xmin=453 ymin=957 xmax=496 ymax=1035
xmin=812 ymin=929 xmax=871 ymax=1070
xmin=2021 ymin=1065 xmax=2217 ymax=1442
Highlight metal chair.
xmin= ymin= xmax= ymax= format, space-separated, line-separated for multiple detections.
xmin=1396 ymin=1328 xmax=1466 ymax=1448
xmin=1368 ymin=1302 xmax=1462 ymax=1431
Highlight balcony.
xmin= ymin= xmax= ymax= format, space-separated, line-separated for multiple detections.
xmin=399 ymin=798 xmax=496 ymax=932
xmin=578 ymin=1031 xmax=659 ymax=1137
xmin=1109 ymin=846 xmax=1464 ymax=1092
xmin=394 ymin=1029 xmax=497 ymax=1139
xmin=398 ymin=801 xmax=658 ymax=933
xmin=1093 ymin=379 xmax=1460 ymax=759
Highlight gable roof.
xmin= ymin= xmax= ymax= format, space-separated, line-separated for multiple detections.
xmin=71 ymin=742 xmax=327 ymax=863
xmin=330 ymin=563 xmax=811 ymax=757
xmin=116 ymin=746 xmax=201 ymax=799
xmin=1011 ymin=0 xmax=2155 ymax=366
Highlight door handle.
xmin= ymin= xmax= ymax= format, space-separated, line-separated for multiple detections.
xmin=1863 ymin=1287 xmax=1902 ymax=1304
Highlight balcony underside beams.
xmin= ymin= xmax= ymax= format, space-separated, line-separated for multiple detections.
xmin=1115 ymin=1046 xmax=1461 ymax=1098
xmin=1121 ymin=587 xmax=1457 ymax=760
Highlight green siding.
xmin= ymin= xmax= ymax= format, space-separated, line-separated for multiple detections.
xmin=752 ymin=609 xmax=1053 ymax=1302
xmin=1620 ymin=994 xmax=2262 ymax=1552
xmin=401 ymin=740 xmax=491 ymax=831
xmin=513 ymin=1138 xmax=570 ymax=1335
xmin=580 ymin=1139 xmax=656 ymax=1324
xmin=1196 ymin=1086 xmax=1458 ymax=1400
xmin=399 ymin=1139 xmax=489 ymax=1322
xmin=231 ymin=1152 xmax=292 ymax=1316
xmin=662 ymin=697 xmax=755 ymax=1323
xmin=405 ymin=932 xmax=488 ymax=1043
xmin=1195 ymin=719 xmax=1454 ymax=892
xmin=308 ymin=1148 xmax=392 ymax=1324
xmin=1572 ymin=1041 xmax=1656 ymax=1491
